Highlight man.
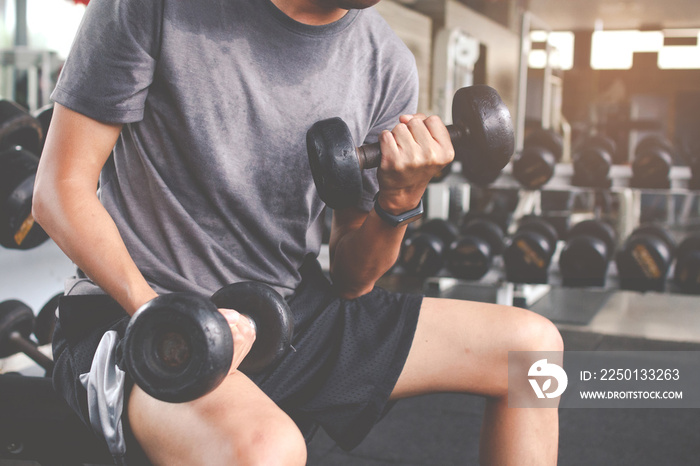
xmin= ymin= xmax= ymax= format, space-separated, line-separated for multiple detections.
xmin=34 ymin=0 xmax=563 ymax=464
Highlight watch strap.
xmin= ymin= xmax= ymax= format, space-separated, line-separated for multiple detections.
xmin=373 ymin=193 xmax=424 ymax=227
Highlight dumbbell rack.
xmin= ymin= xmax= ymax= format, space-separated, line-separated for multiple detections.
xmin=428 ymin=162 xmax=700 ymax=238
xmin=397 ymin=162 xmax=700 ymax=339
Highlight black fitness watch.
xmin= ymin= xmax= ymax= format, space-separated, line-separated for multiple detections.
xmin=373 ymin=192 xmax=424 ymax=227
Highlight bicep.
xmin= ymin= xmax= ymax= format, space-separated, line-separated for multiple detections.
xmin=35 ymin=104 xmax=122 ymax=194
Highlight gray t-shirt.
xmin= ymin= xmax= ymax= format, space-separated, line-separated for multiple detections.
xmin=53 ymin=0 xmax=419 ymax=298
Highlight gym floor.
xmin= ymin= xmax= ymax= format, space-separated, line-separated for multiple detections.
xmin=2 ymin=243 xmax=700 ymax=465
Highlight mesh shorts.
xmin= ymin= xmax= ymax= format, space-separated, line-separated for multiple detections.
xmin=52 ymin=256 xmax=423 ymax=464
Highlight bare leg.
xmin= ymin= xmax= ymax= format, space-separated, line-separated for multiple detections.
xmin=392 ymin=298 xmax=563 ymax=465
xmin=128 ymin=371 xmax=307 ymax=466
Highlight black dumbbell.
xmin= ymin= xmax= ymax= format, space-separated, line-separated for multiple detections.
xmin=0 ymin=100 xmax=43 ymax=155
xmin=503 ymin=217 xmax=558 ymax=284
xmin=0 ymin=300 xmax=54 ymax=375
xmin=446 ymin=218 xmax=504 ymax=280
xmin=673 ymin=234 xmax=700 ymax=294
xmin=572 ymin=135 xmax=616 ymax=189
xmin=34 ymin=293 xmax=62 ymax=346
xmin=306 ymin=85 xmax=514 ymax=209
xmin=0 ymin=147 xmax=50 ymax=250
xmin=615 ymin=224 xmax=676 ymax=292
xmin=122 ymin=282 xmax=293 ymax=403
xmin=631 ymin=135 xmax=674 ymax=189
xmin=399 ymin=219 xmax=459 ymax=277
xmin=559 ymin=219 xmax=616 ymax=287
xmin=512 ymin=128 xmax=564 ymax=190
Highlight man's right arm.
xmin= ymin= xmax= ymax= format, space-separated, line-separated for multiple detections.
xmin=33 ymin=104 xmax=158 ymax=316
xmin=34 ymin=104 xmax=256 ymax=371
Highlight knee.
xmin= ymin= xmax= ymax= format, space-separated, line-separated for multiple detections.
xmin=510 ymin=309 xmax=564 ymax=354
xmin=232 ymin=416 xmax=307 ymax=466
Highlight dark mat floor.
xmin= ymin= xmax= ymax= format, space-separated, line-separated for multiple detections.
xmin=307 ymin=392 xmax=700 ymax=465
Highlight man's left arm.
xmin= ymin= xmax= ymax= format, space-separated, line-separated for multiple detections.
xmin=329 ymin=114 xmax=454 ymax=299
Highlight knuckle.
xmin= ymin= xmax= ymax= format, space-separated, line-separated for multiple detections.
xmin=426 ymin=114 xmax=443 ymax=126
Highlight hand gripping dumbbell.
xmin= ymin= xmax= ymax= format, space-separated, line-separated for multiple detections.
xmin=512 ymin=128 xmax=564 ymax=190
xmin=306 ymin=85 xmax=514 ymax=209
xmin=446 ymin=218 xmax=504 ymax=280
xmin=559 ymin=219 xmax=616 ymax=287
xmin=0 ymin=99 xmax=43 ymax=155
xmin=615 ymin=224 xmax=675 ymax=292
xmin=399 ymin=219 xmax=459 ymax=277
xmin=0 ymin=147 xmax=50 ymax=249
xmin=673 ymin=234 xmax=700 ymax=294
xmin=631 ymin=135 xmax=674 ymax=189
xmin=122 ymin=282 xmax=293 ymax=403
xmin=572 ymin=135 xmax=616 ymax=189
xmin=503 ymin=217 xmax=558 ymax=284
xmin=0 ymin=300 xmax=55 ymax=375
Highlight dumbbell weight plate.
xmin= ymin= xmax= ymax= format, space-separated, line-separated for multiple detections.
xmin=632 ymin=138 xmax=673 ymax=189
xmin=306 ymin=117 xmax=362 ymax=211
xmin=673 ymin=234 xmax=700 ymax=294
xmin=513 ymin=146 xmax=557 ymax=190
xmin=0 ymin=147 xmax=49 ymax=249
xmin=518 ymin=217 xmax=558 ymax=248
xmin=401 ymin=233 xmax=446 ymax=277
xmin=504 ymin=230 xmax=554 ymax=283
xmin=400 ymin=219 xmax=459 ymax=277
xmin=504 ymin=218 xmax=558 ymax=284
xmin=616 ymin=235 xmax=673 ymax=283
xmin=573 ymin=147 xmax=612 ymax=188
xmin=586 ymin=135 xmax=617 ymax=159
xmin=123 ymin=292 xmax=233 ymax=403
xmin=635 ymin=135 xmax=673 ymax=157
xmin=446 ymin=235 xmax=492 ymax=280
xmin=524 ymin=128 xmax=564 ymax=160
xmin=0 ymin=300 xmax=35 ymax=358
xmin=632 ymin=135 xmax=673 ymax=189
xmin=630 ymin=224 xmax=676 ymax=253
xmin=559 ymin=236 xmax=610 ymax=285
xmin=211 ymin=282 xmax=293 ymax=374
xmin=420 ymin=219 xmax=460 ymax=245
xmin=451 ymin=85 xmax=514 ymax=186
xmin=0 ymin=100 xmax=43 ymax=154
xmin=461 ymin=218 xmax=504 ymax=255
xmin=567 ymin=220 xmax=616 ymax=260
xmin=514 ymin=128 xmax=565 ymax=191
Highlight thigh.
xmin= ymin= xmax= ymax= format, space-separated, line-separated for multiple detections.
xmin=391 ymin=298 xmax=563 ymax=400
xmin=128 ymin=370 xmax=306 ymax=466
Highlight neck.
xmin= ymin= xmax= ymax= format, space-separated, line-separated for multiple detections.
xmin=269 ymin=0 xmax=348 ymax=25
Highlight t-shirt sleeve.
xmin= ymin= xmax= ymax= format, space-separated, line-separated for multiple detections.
xmin=51 ymin=0 xmax=162 ymax=124
xmin=357 ymin=61 xmax=420 ymax=212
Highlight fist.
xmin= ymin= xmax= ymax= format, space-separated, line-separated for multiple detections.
xmin=219 ymin=308 xmax=256 ymax=373
xmin=377 ymin=114 xmax=455 ymax=213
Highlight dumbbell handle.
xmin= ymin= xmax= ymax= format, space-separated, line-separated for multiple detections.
xmin=356 ymin=124 xmax=469 ymax=170
xmin=8 ymin=331 xmax=54 ymax=375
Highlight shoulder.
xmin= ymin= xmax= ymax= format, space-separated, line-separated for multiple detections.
xmin=353 ymin=8 xmax=417 ymax=84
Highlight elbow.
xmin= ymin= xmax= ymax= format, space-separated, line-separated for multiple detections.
xmin=31 ymin=174 xmax=52 ymax=230
xmin=329 ymin=267 xmax=375 ymax=299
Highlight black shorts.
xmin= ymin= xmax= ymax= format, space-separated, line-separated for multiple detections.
xmin=52 ymin=256 xmax=423 ymax=464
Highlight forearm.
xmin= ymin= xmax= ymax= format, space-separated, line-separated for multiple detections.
xmin=33 ymin=187 xmax=157 ymax=315
xmin=33 ymin=104 xmax=156 ymax=315
xmin=330 ymin=208 xmax=409 ymax=299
